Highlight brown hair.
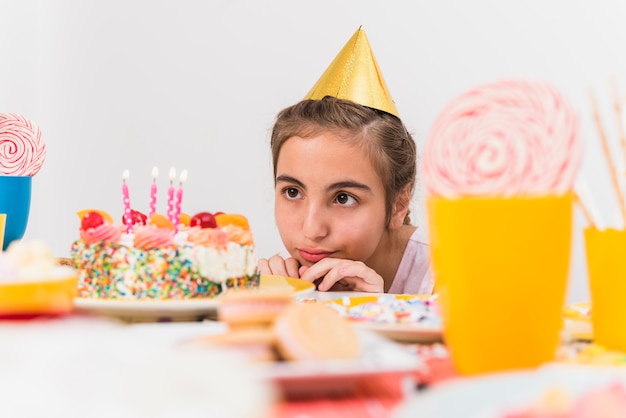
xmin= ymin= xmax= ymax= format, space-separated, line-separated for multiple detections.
xmin=270 ymin=96 xmax=417 ymax=226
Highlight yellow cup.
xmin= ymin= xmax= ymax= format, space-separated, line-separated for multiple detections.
xmin=427 ymin=194 xmax=573 ymax=375
xmin=0 ymin=213 xmax=5 ymax=250
xmin=584 ymin=228 xmax=626 ymax=351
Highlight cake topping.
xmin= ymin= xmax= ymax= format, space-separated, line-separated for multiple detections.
xmin=79 ymin=223 xmax=122 ymax=245
xmin=423 ymin=80 xmax=582 ymax=198
xmin=188 ymin=227 xmax=229 ymax=249
xmin=81 ymin=211 xmax=105 ymax=230
xmin=190 ymin=212 xmax=218 ymax=229
xmin=133 ymin=225 xmax=175 ymax=249
xmin=0 ymin=113 xmax=46 ymax=176
xmin=122 ymin=209 xmax=148 ymax=228
xmin=149 ymin=213 xmax=175 ymax=230
xmin=77 ymin=209 xmax=114 ymax=225
xmin=216 ymin=213 xmax=250 ymax=230
xmin=78 ymin=210 xmax=123 ymax=244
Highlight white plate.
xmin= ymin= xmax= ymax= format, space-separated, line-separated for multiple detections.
xmin=393 ymin=364 xmax=626 ymax=418
xmin=257 ymin=329 xmax=424 ymax=396
xmin=323 ymin=294 xmax=443 ymax=343
xmin=74 ymin=275 xmax=315 ymax=322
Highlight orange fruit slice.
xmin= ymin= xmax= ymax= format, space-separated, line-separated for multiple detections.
xmin=77 ymin=209 xmax=114 ymax=225
xmin=149 ymin=213 xmax=175 ymax=230
xmin=179 ymin=212 xmax=192 ymax=227
xmin=215 ymin=213 xmax=250 ymax=230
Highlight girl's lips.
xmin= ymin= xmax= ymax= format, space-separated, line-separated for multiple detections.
xmin=297 ymin=249 xmax=333 ymax=263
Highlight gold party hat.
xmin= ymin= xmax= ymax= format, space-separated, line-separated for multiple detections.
xmin=304 ymin=26 xmax=399 ymax=118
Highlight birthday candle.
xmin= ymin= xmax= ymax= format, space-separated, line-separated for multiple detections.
xmin=174 ymin=169 xmax=188 ymax=232
xmin=122 ymin=169 xmax=132 ymax=233
xmin=167 ymin=167 xmax=176 ymax=223
xmin=149 ymin=167 xmax=159 ymax=219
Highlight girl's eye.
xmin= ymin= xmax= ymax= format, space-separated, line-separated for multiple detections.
xmin=283 ymin=187 xmax=301 ymax=200
xmin=335 ymin=192 xmax=357 ymax=206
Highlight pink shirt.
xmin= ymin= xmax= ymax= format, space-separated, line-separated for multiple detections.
xmin=387 ymin=228 xmax=434 ymax=295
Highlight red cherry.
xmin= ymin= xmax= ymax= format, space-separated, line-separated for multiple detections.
xmin=190 ymin=212 xmax=217 ymax=229
xmin=122 ymin=209 xmax=148 ymax=226
xmin=81 ymin=211 xmax=104 ymax=230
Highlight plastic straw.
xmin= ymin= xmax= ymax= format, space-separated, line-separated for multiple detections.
xmin=610 ymin=77 xmax=626 ymax=169
xmin=589 ymin=89 xmax=626 ymax=225
xmin=575 ymin=179 xmax=606 ymax=230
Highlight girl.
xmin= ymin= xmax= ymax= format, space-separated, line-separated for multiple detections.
xmin=259 ymin=96 xmax=433 ymax=294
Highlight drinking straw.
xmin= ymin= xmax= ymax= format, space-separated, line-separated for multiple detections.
xmin=589 ymin=89 xmax=626 ymax=225
xmin=574 ymin=194 xmax=596 ymax=228
xmin=575 ymin=179 xmax=606 ymax=230
xmin=610 ymin=77 xmax=626 ymax=171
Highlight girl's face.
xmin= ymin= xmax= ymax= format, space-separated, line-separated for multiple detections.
xmin=274 ymin=132 xmax=388 ymax=267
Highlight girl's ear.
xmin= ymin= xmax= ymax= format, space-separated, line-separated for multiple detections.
xmin=388 ymin=185 xmax=411 ymax=229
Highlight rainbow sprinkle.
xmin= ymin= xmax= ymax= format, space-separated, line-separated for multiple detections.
xmin=70 ymin=240 xmax=260 ymax=300
xmin=328 ymin=295 xmax=441 ymax=327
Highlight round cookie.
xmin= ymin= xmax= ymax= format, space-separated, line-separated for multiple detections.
xmin=187 ymin=327 xmax=277 ymax=363
xmin=273 ymin=302 xmax=360 ymax=361
xmin=217 ymin=290 xmax=294 ymax=328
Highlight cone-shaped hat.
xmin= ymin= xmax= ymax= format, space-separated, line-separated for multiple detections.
xmin=304 ymin=26 xmax=399 ymax=118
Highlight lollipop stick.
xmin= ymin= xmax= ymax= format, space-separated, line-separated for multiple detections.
xmin=575 ymin=179 xmax=605 ymax=229
xmin=589 ymin=89 xmax=626 ymax=225
xmin=610 ymin=77 xmax=626 ymax=171
xmin=574 ymin=193 xmax=596 ymax=228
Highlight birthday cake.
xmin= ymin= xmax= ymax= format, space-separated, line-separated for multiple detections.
xmin=70 ymin=169 xmax=259 ymax=300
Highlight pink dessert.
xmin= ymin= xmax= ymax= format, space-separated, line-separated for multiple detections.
xmin=423 ymin=80 xmax=582 ymax=198
xmin=503 ymin=382 xmax=626 ymax=418
xmin=0 ymin=113 xmax=46 ymax=176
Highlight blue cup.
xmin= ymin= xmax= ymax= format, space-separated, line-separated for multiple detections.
xmin=0 ymin=176 xmax=32 ymax=251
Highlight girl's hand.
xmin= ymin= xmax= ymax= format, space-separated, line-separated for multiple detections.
xmin=299 ymin=258 xmax=384 ymax=293
xmin=258 ymin=254 xmax=302 ymax=278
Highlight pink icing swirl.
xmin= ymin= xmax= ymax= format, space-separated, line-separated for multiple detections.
xmin=0 ymin=113 xmax=46 ymax=176
xmin=133 ymin=226 xmax=174 ymax=249
xmin=423 ymin=80 xmax=582 ymax=198
xmin=222 ymin=225 xmax=254 ymax=245
xmin=80 ymin=224 xmax=123 ymax=245
xmin=187 ymin=227 xmax=229 ymax=250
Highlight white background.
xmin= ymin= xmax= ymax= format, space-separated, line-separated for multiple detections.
xmin=2 ymin=0 xmax=625 ymax=303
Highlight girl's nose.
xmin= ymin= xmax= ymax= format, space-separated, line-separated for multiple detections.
xmin=301 ymin=203 xmax=329 ymax=241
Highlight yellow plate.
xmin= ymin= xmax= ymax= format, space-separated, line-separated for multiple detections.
xmin=0 ymin=275 xmax=78 ymax=315
xmin=74 ymin=274 xmax=315 ymax=322
xmin=323 ymin=294 xmax=442 ymax=343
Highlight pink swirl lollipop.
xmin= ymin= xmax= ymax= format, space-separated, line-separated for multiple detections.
xmin=0 ymin=113 xmax=46 ymax=176
xmin=423 ymin=80 xmax=582 ymax=198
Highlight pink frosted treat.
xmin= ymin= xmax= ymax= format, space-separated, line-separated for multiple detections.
xmin=0 ymin=113 xmax=46 ymax=176
xmin=423 ymin=80 xmax=582 ymax=198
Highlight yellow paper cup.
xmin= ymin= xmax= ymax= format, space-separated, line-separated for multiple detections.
xmin=0 ymin=213 xmax=5 ymax=250
xmin=427 ymin=194 xmax=573 ymax=375
xmin=584 ymin=228 xmax=626 ymax=351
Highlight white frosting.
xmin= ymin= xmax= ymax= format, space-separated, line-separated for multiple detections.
xmin=0 ymin=240 xmax=74 ymax=283
xmin=192 ymin=242 xmax=257 ymax=283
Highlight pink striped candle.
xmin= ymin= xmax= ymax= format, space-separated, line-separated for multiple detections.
xmin=122 ymin=169 xmax=132 ymax=233
xmin=167 ymin=167 xmax=176 ymax=223
xmin=149 ymin=166 xmax=159 ymax=219
xmin=173 ymin=169 xmax=188 ymax=232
